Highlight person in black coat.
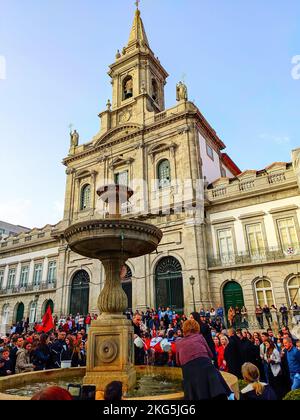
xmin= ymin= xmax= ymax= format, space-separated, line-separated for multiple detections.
xmin=190 ymin=312 xmax=217 ymax=366
xmin=240 ymin=334 xmax=261 ymax=366
xmin=31 ymin=334 xmax=51 ymax=371
xmin=0 ymin=349 xmax=13 ymax=376
xmin=49 ymin=332 xmax=69 ymax=369
xmin=224 ymin=329 xmax=243 ymax=378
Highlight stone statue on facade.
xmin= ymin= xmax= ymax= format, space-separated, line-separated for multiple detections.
xmin=69 ymin=129 xmax=79 ymax=155
xmin=176 ymin=81 xmax=188 ymax=102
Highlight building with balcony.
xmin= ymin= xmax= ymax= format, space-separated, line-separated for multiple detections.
xmin=0 ymin=8 xmax=299 ymax=332
xmin=206 ymin=160 xmax=300 ymax=317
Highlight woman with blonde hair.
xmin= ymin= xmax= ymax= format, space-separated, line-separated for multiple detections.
xmin=240 ymin=363 xmax=277 ymax=400
xmin=176 ymin=320 xmax=232 ymax=400
xmin=218 ymin=335 xmax=229 ymax=372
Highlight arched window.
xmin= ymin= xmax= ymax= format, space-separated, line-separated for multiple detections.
xmin=2 ymin=304 xmax=10 ymax=325
xmin=123 ymin=76 xmax=133 ymax=100
xmin=152 ymin=79 xmax=158 ymax=102
xmin=255 ymin=278 xmax=275 ymax=307
xmin=121 ymin=265 xmax=133 ymax=311
xmin=80 ymin=184 xmax=91 ymax=211
xmin=70 ymin=270 xmax=90 ymax=315
xmin=29 ymin=301 xmax=37 ymax=324
xmin=15 ymin=302 xmax=25 ymax=323
xmin=42 ymin=299 xmax=54 ymax=316
xmin=287 ymin=276 xmax=300 ymax=305
xmin=158 ymin=159 xmax=171 ymax=189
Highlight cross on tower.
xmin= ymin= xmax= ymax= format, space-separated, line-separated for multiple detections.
xmin=135 ymin=0 xmax=140 ymax=10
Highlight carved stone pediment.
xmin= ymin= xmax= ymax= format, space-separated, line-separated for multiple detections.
xmin=94 ymin=124 xmax=142 ymax=147
xmin=148 ymin=142 xmax=178 ymax=163
xmin=75 ymin=169 xmax=98 ymax=180
xmin=109 ymin=156 xmax=135 ymax=169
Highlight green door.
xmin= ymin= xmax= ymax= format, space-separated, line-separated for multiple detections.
xmin=155 ymin=257 xmax=184 ymax=313
xmin=16 ymin=303 xmax=24 ymax=323
xmin=223 ymin=281 xmax=245 ymax=318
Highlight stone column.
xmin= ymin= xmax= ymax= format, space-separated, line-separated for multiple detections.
xmin=98 ymin=255 xmax=128 ymax=316
xmin=183 ymin=217 xmax=211 ymax=310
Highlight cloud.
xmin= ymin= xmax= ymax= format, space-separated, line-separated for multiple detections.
xmin=259 ymin=133 xmax=291 ymax=146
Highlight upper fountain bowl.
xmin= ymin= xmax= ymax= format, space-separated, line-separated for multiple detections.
xmin=64 ymin=219 xmax=163 ymax=260
xmin=64 ymin=184 xmax=163 ymax=260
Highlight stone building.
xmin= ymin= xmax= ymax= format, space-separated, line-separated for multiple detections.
xmin=0 ymin=9 xmax=299 ymax=332
xmin=0 ymin=221 xmax=30 ymax=240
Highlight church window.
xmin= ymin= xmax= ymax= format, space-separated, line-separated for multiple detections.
xmin=80 ymin=184 xmax=91 ymax=211
xmin=115 ymin=171 xmax=129 ymax=186
xmin=158 ymin=159 xmax=171 ymax=189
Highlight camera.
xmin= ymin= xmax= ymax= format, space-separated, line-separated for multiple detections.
xmin=67 ymin=384 xmax=96 ymax=401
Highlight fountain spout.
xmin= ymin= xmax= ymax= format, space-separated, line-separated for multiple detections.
xmin=97 ymin=184 xmax=133 ymax=218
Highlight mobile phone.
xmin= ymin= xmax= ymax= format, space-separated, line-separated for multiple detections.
xmin=67 ymin=384 xmax=82 ymax=400
xmin=81 ymin=385 xmax=96 ymax=401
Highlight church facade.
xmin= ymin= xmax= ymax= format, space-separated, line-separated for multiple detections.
xmin=1 ymin=9 xmax=300 ymax=332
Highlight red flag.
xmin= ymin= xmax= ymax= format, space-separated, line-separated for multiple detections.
xmin=35 ymin=305 xmax=54 ymax=333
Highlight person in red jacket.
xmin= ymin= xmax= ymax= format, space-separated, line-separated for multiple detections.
xmin=217 ymin=335 xmax=229 ymax=372
xmin=85 ymin=314 xmax=91 ymax=334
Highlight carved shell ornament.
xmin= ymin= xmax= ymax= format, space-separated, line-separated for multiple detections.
xmin=98 ymin=340 xmax=118 ymax=364
xmin=119 ymin=108 xmax=132 ymax=123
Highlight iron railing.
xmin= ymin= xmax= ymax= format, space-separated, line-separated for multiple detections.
xmin=208 ymin=245 xmax=300 ymax=268
xmin=0 ymin=281 xmax=57 ymax=295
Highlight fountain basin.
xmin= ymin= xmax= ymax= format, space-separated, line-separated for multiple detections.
xmin=0 ymin=367 xmax=239 ymax=400
xmin=64 ymin=219 xmax=163 ymax=260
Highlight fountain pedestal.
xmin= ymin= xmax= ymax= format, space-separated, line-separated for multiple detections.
xmin=64 ymin=185 xmax=163 ymax=392
xmin=83 ymin=316 xmax=136 ymax=392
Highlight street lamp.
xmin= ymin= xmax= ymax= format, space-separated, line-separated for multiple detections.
xmin=190 ymin=276 xmax=196 ymax=312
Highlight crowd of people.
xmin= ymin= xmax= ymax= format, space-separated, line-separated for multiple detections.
xmin=0 ymin=313 xmax=94 ymax=376
xmin=1 ymin=305 xmax=300 ymax=400
xmin=130 ymin=306 xmax=300 ymax=400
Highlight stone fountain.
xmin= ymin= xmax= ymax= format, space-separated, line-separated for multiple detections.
xmin=64 ymin=184 xmax=163 ymax=392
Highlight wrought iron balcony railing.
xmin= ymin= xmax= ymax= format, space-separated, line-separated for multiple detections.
xmin=0 ymin=281 xmax=57 ymax=295
xmin=208 ymin=245 xmax=300 ymax=268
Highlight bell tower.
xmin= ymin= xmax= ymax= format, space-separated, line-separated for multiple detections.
xmin=97 ymin=6 xmax=168 ymax=135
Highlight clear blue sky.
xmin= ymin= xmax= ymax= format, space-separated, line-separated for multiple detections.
xmin=0 ymin=0 xmax=299 ymax=228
